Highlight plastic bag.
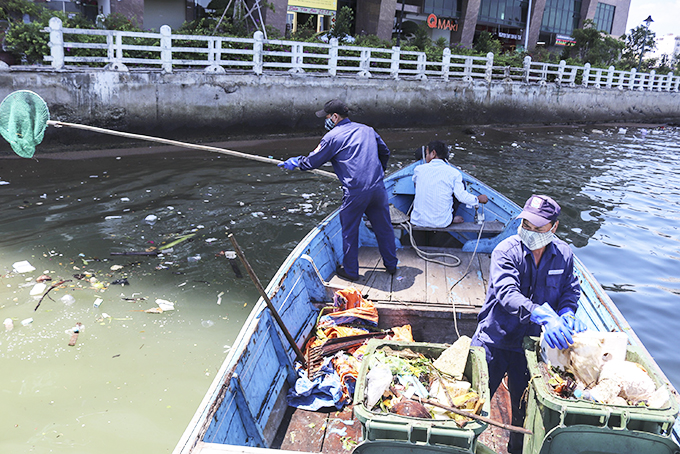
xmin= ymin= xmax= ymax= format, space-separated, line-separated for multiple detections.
xmin=364 ymin=364 xmax=392 ymax=408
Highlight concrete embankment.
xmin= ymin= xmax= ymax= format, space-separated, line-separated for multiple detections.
xmin=1 ymin=69 xmax=679 ymax=144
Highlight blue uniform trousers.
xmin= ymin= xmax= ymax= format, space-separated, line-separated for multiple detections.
xmin=339 ymin=184 xmax=397 ymax=278
xmin=471 ymin=337 xmax=529 ymax=454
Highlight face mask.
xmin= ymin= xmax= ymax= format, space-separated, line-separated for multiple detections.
xmin=324 ymin=117 xmax=336 ymax=131
xmin=518 ymin=223 xmax=554 ymax=250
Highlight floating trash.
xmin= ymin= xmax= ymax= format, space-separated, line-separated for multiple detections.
xmin=4 ymin=318 xmax=13 ymax=331
xmin=93 ymin=298 xmax=103 ymax=308
xmin=30 ymin=283 xmax=47 ymax=296
xmin=156 ymin=299 xmax=175 ymax=311
xmin=105 ymin=215 xmax=122 ymax=220
xmin=111 ymin=278 xmax=129 ymax=286
xmin=187 ymin=255 xmax=201 ymax=263
xmin=60 ymin=294 xmax=76 ymax=306
xmin=201 ymin=320 xmax=215 ymax=328
xmin=144 ymin=214 xmax=158 ymax=224
xmin=13 ymin=260 xmax=36 ymax=273
xmin=21 ymin=318 xmax=33 ymax=326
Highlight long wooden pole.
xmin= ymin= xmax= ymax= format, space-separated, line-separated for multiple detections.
xmin=420 ymin=397 xmax=533 ymax=435
xmin=46 ymin=120 xmax=337 ymax=180
xmin=228 ymin=233 xmax=307 ymax=367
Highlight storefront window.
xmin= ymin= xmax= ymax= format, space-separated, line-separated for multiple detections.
xmin=423 ymin=0 xmax=461 ymax=19
xmin=477 ymin=0 xmax=527 ymax=28
xmin=540 ymin=0 xmax=582 ymax=35
xmin=593 ymin=2 xmax=615 ymax=34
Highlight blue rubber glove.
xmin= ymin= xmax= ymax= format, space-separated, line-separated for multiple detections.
xmin=558 ymin=309 xmax=587 ymax=333
xmin=530 ymin=302 xmax=574 ymax=350
xmin=278 ymin=156 xmax=301 ymax=171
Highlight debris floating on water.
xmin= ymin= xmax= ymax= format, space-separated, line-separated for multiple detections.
xmin=13 ymin=260 xmax=36 ymax=274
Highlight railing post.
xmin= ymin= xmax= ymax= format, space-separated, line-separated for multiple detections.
xmin=289 ymin=43 xmax=304 ymax=74
xmin=109 ymin=31 xmax=129 ymax=71
xmin=328 ymin=38 xmax=338 ymax=76
xmin=628 ymin=68 xmax=636 ymax=90
xmin=441 ymin=48 xmax=450 ymax=81
xmin=523 ymin=56 xmax=531 ymax=83
xmin=416 ymin=52 xmax=427 ymax=80
xmin=581 ymin=62 xmax=590 ymax=87
xmin=253 ymin=31 xmax=263 ymax=75
xmin=648 ymin=70 xmax=656 ymax=91
xmin=48 ymin=17 xmax=64 ymax=69
xmin=390 ymin=46 xmax=400 ymax=80
xmin=463 ymin=56 xmax=473 ymax=81
xmin=358 ymin=49 xmax=371 ymax=78
xmin=605 ymin=66 xmax=614 ymax=88
xmin=485 ymin=52 xmax=493 ymax=82
xmin=205 ymin=37 xmax=226 ymax=74
xmin=160 ymin=25 xmax=172 ymax=73
xmin=557 ymin=60 xmax=565 ymax=84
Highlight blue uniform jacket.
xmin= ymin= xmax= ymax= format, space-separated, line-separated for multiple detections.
xmin=298 ymin=119 xmax=390 ymax=192
xmin=475 ymin=235 xmax=581 ymax=352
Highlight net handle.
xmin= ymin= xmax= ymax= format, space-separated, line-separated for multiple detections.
xmin=45 ymin=120 xmax=337 ymax=180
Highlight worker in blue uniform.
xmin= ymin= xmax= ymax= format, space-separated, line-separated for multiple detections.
xmin=471 ymin=194 xmax=585 ymax=454
xmin=278 ymin=99 xmax=398 ymax=281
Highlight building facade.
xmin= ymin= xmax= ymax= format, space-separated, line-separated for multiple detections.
xmin=35 ymin=0 xmax=630 ymax=51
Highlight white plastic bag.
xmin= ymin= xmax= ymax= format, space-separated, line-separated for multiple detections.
xmin=365 ymin=364 xmax=392 ymax=409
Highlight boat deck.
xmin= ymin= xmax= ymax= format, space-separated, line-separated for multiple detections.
xmin=328 ymin=246 xmax=491 ymax=344
xmin=270 ymin=245 xmax=511 ymax=454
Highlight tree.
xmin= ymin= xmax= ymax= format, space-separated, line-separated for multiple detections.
xmin=473 ymin=31 xmax=501 ymax=55
xmin=621 ymin=24 xmax=656 ymax=67
xmin=562 ymin=20 xmax=624 ymax=67
xmin=329 ymin=6 xmax=353 ymax=38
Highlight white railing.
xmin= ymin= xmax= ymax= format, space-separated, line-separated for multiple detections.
xmin=43 ymin=17 xmax=680 ymax=92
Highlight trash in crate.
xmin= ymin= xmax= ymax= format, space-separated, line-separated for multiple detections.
xmin=538 ymin=331 xmax=670 ymax=408
xmin=363 ymin=336 xmax=483 ymax=425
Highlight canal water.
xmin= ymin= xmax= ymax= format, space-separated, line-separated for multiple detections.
xmin=1 ymin=124 xmax=678 ymax=453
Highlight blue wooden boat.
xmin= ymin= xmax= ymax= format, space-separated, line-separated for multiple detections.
xmin=173 ymin=160 xmax=680 ymax=454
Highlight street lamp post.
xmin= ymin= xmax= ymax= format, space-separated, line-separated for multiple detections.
xmin=637 ymin=15 xmax=653 ymax=71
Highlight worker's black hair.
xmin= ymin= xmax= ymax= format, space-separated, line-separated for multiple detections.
xmin=427 ymin=140 xmax=449 ymax=160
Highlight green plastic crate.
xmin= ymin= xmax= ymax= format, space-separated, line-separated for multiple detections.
xmin=353 ymin=340 xmax=491 ymax=453
xmin=523 ymin=337 xmax=680 ymax=454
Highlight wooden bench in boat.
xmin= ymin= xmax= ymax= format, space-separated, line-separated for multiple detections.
xmin=409 ymin=220 xmax=505 ymax=234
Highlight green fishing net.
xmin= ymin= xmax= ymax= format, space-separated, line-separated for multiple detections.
xmin=0 ymin=90 xmax=50 ymax=158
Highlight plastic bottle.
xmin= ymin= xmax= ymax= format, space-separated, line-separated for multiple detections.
xmin=573 ymin=389 xmax=599 ymax=402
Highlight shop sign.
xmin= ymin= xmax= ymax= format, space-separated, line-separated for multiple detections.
xmin=288 ymin=0 xmax=337 ymax=13
xmin=287 ymin=5 xmax=336 ymax=15
xmin=427 ymin=14 xmax=458 ymax=31
xmin=555 ymin=34 xmax=576 ymax=46
xmin=498 ymin=31 xmax=522 ymax=40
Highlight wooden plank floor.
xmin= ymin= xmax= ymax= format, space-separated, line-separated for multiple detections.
xmin=328 ymin=246 xmax=491 ymax=308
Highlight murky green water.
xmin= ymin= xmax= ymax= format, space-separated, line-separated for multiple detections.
xmin=1 ymin=124 xmax=679 ymax=453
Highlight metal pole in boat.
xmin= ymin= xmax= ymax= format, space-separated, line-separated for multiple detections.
xmin=229 ymin=233 xmax=307 ymax=367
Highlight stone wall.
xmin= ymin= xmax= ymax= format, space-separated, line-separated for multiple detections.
xmin=1 ymin=69 xmax=678 ymax=142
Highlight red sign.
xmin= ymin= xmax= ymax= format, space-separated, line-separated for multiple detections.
xmin=427 ymin=14 xmax=458 ymax=31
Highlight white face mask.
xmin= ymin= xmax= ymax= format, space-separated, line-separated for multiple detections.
xmin=518 ymin=223 xmax=554 ymax=250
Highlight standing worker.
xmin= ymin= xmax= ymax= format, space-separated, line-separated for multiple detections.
xmin=471 ymin=194 xmax=585 ymax=454
xmin=278 ymin=99 xmax=398 ymax=281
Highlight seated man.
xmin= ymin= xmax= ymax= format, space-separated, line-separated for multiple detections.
xmin=410 ymin=141 xmax=488 ymax=243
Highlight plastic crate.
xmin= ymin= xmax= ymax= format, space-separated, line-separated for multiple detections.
xmin=523 ymin=337 xmax=680 ymax=454
xmin=353 ymin=340 xmax=491 ymax=453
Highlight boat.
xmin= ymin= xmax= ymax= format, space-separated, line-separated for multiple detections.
xmin=173 ymin=158 xmax=680 ymax=454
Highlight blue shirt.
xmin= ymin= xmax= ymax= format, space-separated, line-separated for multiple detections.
xmin=474 ymin=235 xmax=581 ymax=351
xmin=298 ymin=119 xmax=390 ymax=192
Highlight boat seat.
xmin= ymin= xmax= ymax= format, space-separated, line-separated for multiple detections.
xmin=365 ymin=219 xmax=505 ymax=235
xmin=409 ymin=220 xmax=505 ymax=234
